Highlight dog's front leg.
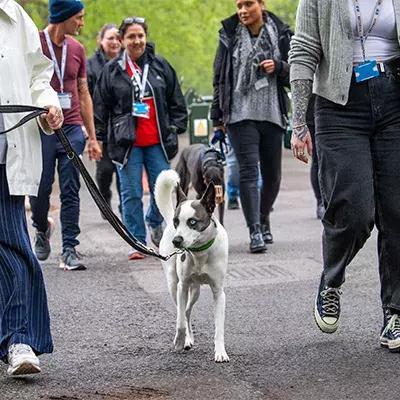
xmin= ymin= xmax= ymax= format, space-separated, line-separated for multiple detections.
xmin=174 ymin=281 xmax=189 ymax=352
xmin=212 ymin=286 xmax=229 ymax=363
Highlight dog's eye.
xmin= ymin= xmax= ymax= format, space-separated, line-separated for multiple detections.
xmin=187 ymin=218 xmax=197 ymax=227
xmin=173 ymin=217 xmax=179 ymax=228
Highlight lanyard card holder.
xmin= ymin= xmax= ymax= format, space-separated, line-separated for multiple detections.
xmin=354 ymin=60 xmax=379 ymax=83
xmin=132 ymin=102 xmax=150 ymax=118
xmin=58 ymin=92 xmax=72 ymax=110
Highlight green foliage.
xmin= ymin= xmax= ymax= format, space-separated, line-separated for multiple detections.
xmin=18 ymin=0 xmax=298 ymax=95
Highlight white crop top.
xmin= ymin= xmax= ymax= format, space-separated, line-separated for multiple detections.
xmin=349 ymin=0 xmax=400 ymax=62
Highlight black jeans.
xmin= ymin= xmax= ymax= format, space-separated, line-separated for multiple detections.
xmin=227 ymin=120 xmax=284 ymax=227
xmin=315 ymin=74 xmax=400 ymax=310
xmin=309 ymin=124 xmax=322 ymax=205
xmin=96 ymin=144 xmax=121 ymax=211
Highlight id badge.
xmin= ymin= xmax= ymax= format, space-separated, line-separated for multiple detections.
xmin=132 ymin=102 xmax=150 ymax=118
xmin=58 ymin=92 xmax=72 ymax=110
xmin=354 ymin=60 xmax=379 ymax=83
xmin=255 ymin=77 xmax=269 ymax=91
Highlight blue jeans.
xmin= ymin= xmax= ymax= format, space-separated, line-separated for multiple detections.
xmin=117 ymin=144 xmax=170 ymax=245
xmin=315 ymin=74 xmax=400 ymax=310
xmin=226 ymin=134 xmax=263 ymax=200
xmin=30 ymin=125 xmax=86 ymax=252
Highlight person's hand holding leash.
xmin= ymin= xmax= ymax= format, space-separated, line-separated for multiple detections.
xmin=211 ymin=128 xmax=226 ymax=146
xmin=213 ymin=125 xmax=226 ymax=135
xmin=41 ymin=105 xmax=63 ymax=130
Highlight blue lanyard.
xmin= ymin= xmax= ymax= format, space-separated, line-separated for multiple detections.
xmin=44 ymin=28 xmax=67 ymax=93
xmin=353 ymin=0 xmax=383 ymax=61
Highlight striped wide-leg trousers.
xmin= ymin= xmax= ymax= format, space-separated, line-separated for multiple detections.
xmin=0 ymin=165 xmax=53 ymax=362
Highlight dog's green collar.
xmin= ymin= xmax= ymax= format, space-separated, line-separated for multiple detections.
xmin=187 ymin=237 xmax=216 ymax=252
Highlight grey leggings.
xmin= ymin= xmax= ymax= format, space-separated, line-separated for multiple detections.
xmin=227 ymin=120 xmax=284 ymax=227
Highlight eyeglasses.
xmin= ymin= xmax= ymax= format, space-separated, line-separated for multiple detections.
xmin=123 ymin=17 xmax=146 ymax=25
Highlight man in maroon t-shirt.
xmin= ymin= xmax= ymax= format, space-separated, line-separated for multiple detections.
xmin=29 ymin=0 xmax=102 ymax=271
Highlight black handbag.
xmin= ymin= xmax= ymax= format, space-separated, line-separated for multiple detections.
xmin=112 ymin=113 xmax=136 ymax=147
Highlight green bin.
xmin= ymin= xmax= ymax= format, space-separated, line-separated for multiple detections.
xmin=284 ymin=116 xmax=293 ymax=150
xmin=188 ymin=101 xmax=211 ymax=145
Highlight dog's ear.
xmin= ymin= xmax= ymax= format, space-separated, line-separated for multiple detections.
xmin=176 ymin=183 xmax=187 ymax=207
xmin=200 ymin=181 xmax=216 ymax=215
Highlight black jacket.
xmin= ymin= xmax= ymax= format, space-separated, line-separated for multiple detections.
xmin=87 ymin=48 xmax=109 ymax=98
xmin=94 ymin=42 xmax=188 ymax=166
xmin=210 ymin=11 xmax=293 ymax=128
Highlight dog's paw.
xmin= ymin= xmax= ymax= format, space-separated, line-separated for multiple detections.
xmin=174 ymin=328 xmax=186 ymax=352
xmin=215 ymin=343 xmax=230 ymax=363
xmin=184 ymin=323 xmax=194 ymax=350
xmin=184 ymin=334 xmax=193 ymax=350
xmin=215 ymin=350 xmax=230 ymax=363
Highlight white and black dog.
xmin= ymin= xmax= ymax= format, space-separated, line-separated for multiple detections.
xmin=154 ymin=169 xmax=229 ymax=363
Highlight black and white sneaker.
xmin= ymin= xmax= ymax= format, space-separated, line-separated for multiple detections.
xmin=34 ymin=217 xmax=55 ymax=261
xmin=314 ymin=275 xmax=342 ymax=333
xmin=380 ymin=313 xmax=400 ymax=352
xmin=59 ymin=248 xmax=86 ymax=271
xmin=380 ymin=309 xmax=392 ymax=348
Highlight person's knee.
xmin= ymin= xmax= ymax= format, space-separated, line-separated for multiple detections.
xmin=239 ymin=165 xmax=259 ymax=182
xmin=261 ymin=169 xmax=281 ymax=188
xmin=326 ymin=203 xmax=374 ymax=244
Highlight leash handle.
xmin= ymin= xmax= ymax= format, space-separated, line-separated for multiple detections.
xmin=0 ymin=105 xmax=47 ymax=134
xmin=0 ymin=105 xmax=171 ymax=261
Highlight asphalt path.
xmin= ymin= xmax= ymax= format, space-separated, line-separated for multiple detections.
xmin=1 ymin=135 xmax=398 ymax=400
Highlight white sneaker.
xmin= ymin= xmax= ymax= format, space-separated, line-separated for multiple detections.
xmin=7 ymin=344 xmax=41 ymax=376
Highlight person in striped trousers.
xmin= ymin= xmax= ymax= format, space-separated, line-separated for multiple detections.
xmin=0 ymin=0 xmax=63 ymax=376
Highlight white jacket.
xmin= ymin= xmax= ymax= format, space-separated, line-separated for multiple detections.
xmin=0 ymin=0 xmax=60 ymax=196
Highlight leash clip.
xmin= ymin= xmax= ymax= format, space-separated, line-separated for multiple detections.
xmin=164 ymin=248 xmax=185 ymax=260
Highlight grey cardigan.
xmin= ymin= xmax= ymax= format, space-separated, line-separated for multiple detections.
xmin=289 ymin=0 xmax=400 ymax=105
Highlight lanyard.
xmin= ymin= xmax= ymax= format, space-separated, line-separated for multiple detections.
xmin=126 ymin=55 xmax=149 ymax=102
xmin=44 ymin=28 xmax=67 ymax=93
xmin=353 ymin=0 xmax=383 ymax=61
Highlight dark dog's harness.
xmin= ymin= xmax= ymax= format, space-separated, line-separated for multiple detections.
xmin=0 ymin=105 xmax=179 ymax=261
xmin=201 ymin=146 xmax=226 ymax=170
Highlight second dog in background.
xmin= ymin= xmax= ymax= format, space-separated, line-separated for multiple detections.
xmin=175 ymin=143 xmax=225 ymax=225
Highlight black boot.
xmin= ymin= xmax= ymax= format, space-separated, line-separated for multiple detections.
xmin=260 ymin=215 xmax=273 ymax=244
xmin=249 ymin=224 xmax=266 ymax=253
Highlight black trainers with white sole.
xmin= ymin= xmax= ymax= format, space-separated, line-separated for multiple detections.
xmin=380 ymin=312 xmax=400 ymax=352
xmin=314 ymin=275 xmax=342 ymax=334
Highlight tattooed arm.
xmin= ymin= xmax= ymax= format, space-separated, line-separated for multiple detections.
xmin=78 ymin=77 xmax=102 ymax=161
xmin=292 ymin=79 xmax=313 ymax=140
xmin=290 ymin=79 xmax=313 ymax=163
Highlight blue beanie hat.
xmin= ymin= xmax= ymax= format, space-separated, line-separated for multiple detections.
xmin=49 ymin=0 xmax=84 ymax=24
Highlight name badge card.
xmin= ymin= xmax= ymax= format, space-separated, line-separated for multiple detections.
xmin=255 ymin=77 xmax=269 ymax=91
xmin=132 ymin=102 xmax=150 ymax=118
xmin=58 ymin=92 xmax=72 ymax=110
xmin=354 ymin=60 xmax=379 ymax=83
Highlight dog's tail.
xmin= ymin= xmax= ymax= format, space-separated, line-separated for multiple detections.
xmin=155 ymin=169 xmax=180 ymax=225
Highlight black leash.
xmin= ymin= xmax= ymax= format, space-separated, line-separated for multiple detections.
xmin=0 ymin=105 xmax=174 ymax=261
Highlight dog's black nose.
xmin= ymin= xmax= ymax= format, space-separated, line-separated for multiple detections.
xmin=172 ymin=236 xmax=184 ymax=248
